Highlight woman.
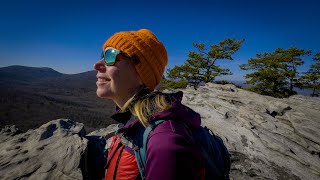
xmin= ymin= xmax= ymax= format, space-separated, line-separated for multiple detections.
xmin=94 ymin=29 xmax=204 ymax=180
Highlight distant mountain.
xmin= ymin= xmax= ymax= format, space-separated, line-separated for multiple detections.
xmin=32 ymin=70 xmax=97 ymax=90
xmin=0 ymin=65 xmax=97 ymax=91
xmin=0 ymin=65 xmax=64 ymax=84
xmin=0 ymin=65 xmax=115 ymax=133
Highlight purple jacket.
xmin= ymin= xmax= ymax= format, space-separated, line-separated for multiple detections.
xmin=111 ymin=91 xmax=204 ymax=180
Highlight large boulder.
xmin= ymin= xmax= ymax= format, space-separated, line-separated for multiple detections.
xmin=0 ymin=119 xmax=87 ymax=180
xmin=0 ymin=119 xmax=117 ymax=180
xmin=181 ymin=83 xmax=320 ymax=180
xmin=1 ymin=83 xmax=319 ymax=180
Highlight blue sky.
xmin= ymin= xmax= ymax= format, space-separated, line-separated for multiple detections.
xmin=1 ymin=0 xmax=319 ymax=81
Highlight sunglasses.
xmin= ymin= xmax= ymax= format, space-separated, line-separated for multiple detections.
xmin=100 ymin=47 xmax=130 ymax=66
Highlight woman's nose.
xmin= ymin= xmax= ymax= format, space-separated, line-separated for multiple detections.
xmin=93 ymin=59 xmax=106 ymax=72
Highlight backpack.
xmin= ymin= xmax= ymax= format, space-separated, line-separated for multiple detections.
xmin=116 ymin=119 xmax=231 ymax=180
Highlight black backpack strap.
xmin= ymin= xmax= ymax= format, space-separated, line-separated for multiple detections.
xmin=104 ymin=138 xmax=122 ymax=170
xmin=113 ymin=146 xmax=125 ymax=180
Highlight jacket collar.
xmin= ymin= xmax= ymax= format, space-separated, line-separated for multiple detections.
xmin=110 ymin=105 xmax=140 ymax=132
xmin=110 ymin=105 xmax=131 ymax=124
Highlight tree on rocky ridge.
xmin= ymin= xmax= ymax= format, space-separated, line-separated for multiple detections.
xmin=299 ymin=52 xmax=320 ymax=96
xmin=240 ymin=47 xmax=311 ymax=98
xmin=274 ymin=47 xmax=311 ymax=92
xmin=163 ymin=38 xmax=244 ymax=90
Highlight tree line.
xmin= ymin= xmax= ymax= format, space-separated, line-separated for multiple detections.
xmin=160 ymin=38 xmax=319 ymax=98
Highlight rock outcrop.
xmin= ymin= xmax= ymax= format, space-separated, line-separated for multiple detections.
xmin=0 ymin=120 xmax=87 ymax=180
xmin=0 ymin=83 xmax=319 ymax=180
xmin=179 ymin=83 xmax=320 ymax=180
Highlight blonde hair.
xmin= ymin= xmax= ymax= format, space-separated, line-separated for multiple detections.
xmin=121 ymin=86 xmax=174 ymax=127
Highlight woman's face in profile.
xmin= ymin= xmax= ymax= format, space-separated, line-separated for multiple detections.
xmin=93 ymin=54 xmax=142 ymax=100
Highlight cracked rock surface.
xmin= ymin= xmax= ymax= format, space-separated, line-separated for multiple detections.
xmin=0 ymin=119 xmax=87 ymax=180
xmin=179 ymin=83 xmax=320 ymax=180
xmin=1 ymin=83 xmax=319 ymax=180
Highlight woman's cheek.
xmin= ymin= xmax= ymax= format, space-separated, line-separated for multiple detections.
xmin=109 ymin=68 xmax=123 ymax=89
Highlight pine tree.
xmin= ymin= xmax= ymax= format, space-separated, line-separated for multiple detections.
xmin=274 ymin=48 xmax=311 ymax=92
xmin=166 ymin=38 xmax=244 ymax=89
xmin=240 ymin=47 xmax=311 ymax=97
xmin=299 ymin=52 xmax=320 ymax=96
xmin=240 ymin=52 xmax=288 ymax=97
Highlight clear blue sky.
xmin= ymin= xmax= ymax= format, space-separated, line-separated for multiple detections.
xmin=1 ymin=0 xmax=319 ymax=81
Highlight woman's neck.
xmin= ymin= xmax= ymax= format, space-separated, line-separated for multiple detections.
xmin=113 ymin=85 xmax=147 ymax=110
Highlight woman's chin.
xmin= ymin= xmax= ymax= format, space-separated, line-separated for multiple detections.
xmin=96 ymin=89 xmax=112 ymax=99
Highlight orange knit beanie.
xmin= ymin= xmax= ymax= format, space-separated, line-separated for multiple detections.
xmin=103 ymin=29 xmax=168 ymax=91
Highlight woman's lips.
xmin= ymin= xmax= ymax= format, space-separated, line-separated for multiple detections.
xmin=97 ymin=78 xmax=107 ymax=82
xmin=96 ymin=77 xmax=110 ymax=85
